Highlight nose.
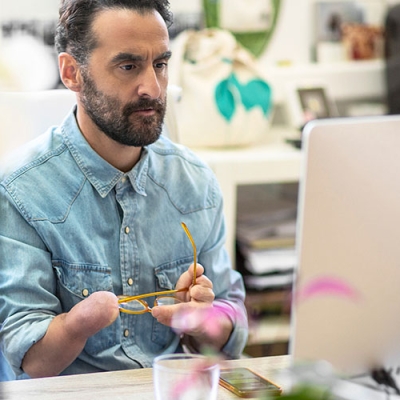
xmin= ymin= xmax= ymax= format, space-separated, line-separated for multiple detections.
xmin=137 ymin=66 xmax=162 ymax=99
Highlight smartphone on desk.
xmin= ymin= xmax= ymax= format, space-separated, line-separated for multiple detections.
xmin=219 ymin=367 xmax=282 ymax=398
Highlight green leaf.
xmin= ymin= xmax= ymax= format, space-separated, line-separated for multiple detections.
xmin=215 ymin=79 xmax=236 ymax=122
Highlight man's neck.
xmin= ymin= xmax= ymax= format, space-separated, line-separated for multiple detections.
xmin=75 ymin=107 xmax=142 ymax=172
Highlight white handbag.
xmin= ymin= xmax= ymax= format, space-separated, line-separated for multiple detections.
xmin=169 ymin=28 xmax=273 ymax=148
xmin=219 ymin=0 xmax=272 ymax=33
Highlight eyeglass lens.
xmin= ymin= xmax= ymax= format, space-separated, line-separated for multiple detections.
xmin=120 ymin=296 xmax=181 ymax=313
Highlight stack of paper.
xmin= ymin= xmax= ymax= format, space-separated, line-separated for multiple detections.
xmin=236 ymin=183 xmax=298 ymax=291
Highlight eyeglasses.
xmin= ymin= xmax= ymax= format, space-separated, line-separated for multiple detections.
xmin=118 ymin=222 xmax=197 ymax=315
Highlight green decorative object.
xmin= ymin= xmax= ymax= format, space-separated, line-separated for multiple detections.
xmin=215 ymin=79 xmax=236 ymax=122
xmin=270 ymin=385 xmax=334 ymax=399
xmin=202 ymin=0 xmax=281 ymax=57
xmin=215 ymin=73 xmax=272 ymax=121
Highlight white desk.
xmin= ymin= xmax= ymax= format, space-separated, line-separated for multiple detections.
xmin=0 ymin=356 xmax=290 ymax=400
xmin=193 ymin=126 xmax=302 ymax=264
xmin=2 ymin=355 xmax=395 ymax=400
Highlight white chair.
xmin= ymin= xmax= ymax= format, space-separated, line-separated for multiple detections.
xmin=0 ymin=89 xmax=76 ymax=160
xmin=0 ymin=86 xmax=181 ymax=161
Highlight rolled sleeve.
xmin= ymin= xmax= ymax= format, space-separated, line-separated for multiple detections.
xmin=199 ymin=195 xmax=249 ymax=358
xmin=0 ymin=186 xmax=59 ymax=376
xmin=214 ymin=299 xmax=248 ymax=359
xmin=2 ymin=315 xmax=53 ymax=375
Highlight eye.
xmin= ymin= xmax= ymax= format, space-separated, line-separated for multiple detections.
xmin=154 ymin=62 xmax=168 ymax=69
xmin=120 ymin=64 xmax=135 ymax=71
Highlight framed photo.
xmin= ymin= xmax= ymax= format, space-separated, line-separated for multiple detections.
xmin=286 ymin=82 xmax=336 ymax=129
xmin=315 ymin=1 xmax=364 ymax=43
xmin=298 ymin=87 xmax=331 ymax=119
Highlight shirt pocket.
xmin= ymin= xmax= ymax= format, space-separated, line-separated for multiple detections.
xmin=151 ymin=257 xmax=192 ymax=347
xmin=52 ymin=260 xmax=120 ymax=355
xmin=53 ymin=260 xmax=113 ymax=309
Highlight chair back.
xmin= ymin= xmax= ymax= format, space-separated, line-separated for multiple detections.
xmin=0 ymin=86 xmax=181 ymax=161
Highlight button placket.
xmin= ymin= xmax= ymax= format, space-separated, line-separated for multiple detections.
xmin=115 ymin=174 xmax=138 ymax=346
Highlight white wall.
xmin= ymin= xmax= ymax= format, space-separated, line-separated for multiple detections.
xmin=169 ymin=0 xmax=202 ymax=14
xmin=0 ymin=0 xmax=59 ymax=20
xmin=0 ymin=0 xmax=394 ymax=91
xmin=260 ymin=0 xmax=312 ymax=65
xmin=0 ymin=0 xmax=394 ymax=66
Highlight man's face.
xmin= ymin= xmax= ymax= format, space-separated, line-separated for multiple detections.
xmin=78 ymin=8 xmax=170 ymax=147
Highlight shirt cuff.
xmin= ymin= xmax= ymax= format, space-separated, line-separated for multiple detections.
xmin=2 ymin=314 xmax=53 ymax=377
xmin=214 ymin=299 xmax=248 ymax=359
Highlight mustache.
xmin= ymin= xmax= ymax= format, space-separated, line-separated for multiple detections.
xmin=123 ymin=98 xmax=165 ymax=117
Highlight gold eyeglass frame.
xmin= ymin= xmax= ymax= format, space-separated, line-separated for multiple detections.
xmin=118 ymin=222 xmax=197 ymax=315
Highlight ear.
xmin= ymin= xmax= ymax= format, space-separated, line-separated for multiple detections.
xmin=58 ymin=52 xmax=82 ymax=92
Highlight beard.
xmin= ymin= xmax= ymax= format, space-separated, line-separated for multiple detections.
xmin=79 ymin=70 xmax=166 ymax=147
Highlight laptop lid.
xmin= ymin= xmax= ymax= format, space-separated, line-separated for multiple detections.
xmin=290 ymin=115 xmax=400 ymax=376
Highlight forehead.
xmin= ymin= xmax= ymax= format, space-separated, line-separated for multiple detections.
xmin=91 ymin=8 xmax=169 ymax=57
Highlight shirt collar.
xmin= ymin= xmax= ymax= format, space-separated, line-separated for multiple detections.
xmin=61 ymin=107 xmax=149 ymax=198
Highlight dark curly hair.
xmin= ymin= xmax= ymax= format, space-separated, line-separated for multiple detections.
xmin=55 ymin=0 xmax=173 ymax=65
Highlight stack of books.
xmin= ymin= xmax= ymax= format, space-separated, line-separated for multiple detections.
xmin=236 ymin=183 xmax=298 ymax=291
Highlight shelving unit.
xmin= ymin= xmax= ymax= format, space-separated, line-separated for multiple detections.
xmin=194 ymin=125 xmax=302 ymax=264
xmin=192 ymin=59 xmax=386 ymax=265
xmin=268 ymin=59 xmax=386 ymax=103
xmin=244 ymin=288 xmax=292 ymax=357
xmin=191 ymin=59 xmax=387 ymax=357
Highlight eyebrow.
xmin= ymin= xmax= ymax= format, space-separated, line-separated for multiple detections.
xmin=110 ymin=50 xmax=172 ymax=64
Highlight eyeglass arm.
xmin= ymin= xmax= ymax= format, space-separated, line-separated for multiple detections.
xmin=118 ymin=287 xmax=188 ymax=304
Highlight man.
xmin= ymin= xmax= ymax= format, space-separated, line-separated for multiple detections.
xmin=0 ymin=0 xmax=248 ymax=380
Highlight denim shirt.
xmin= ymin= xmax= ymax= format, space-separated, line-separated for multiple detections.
xmin=0 ymin=109 xmax=248 ymax=379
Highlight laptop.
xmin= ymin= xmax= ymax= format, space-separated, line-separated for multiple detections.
xmin=290 ymin=115 xmax=400 ymax=389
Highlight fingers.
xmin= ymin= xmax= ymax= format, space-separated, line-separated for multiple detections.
xmin=189 ymin=281 xmax=214 ymax=303
xmin=151 ymin=303 xmax=177 ymax=326
xmin=176 ymin=263 xmax=214 ymax=291
xmin=175 ymin=263 xmax=202 ymax=289
xmin=190 ymin=262 xmax=204 ymax=279
xmin=151 ymin=301 xmax=212 ymax=333
xmin=152 ymin=262 xmax=215 ymax=330
xmin=175 ymin=266 xmax=214 ymax=303
xmin=152 ymin=278 xmax=215 ymax=328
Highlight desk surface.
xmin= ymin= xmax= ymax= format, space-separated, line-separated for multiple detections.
xmin=0 ymin=356 xmax=290 ymax=400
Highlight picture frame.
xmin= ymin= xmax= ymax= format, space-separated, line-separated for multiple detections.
xmin=298 ymin=87 xmax=331 ymax=119
xmin=285 ymin=81 xmax=336 ymax=129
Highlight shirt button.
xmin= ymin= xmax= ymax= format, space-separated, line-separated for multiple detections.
xmin=121 ymin=176 xmax=127 ymax=183
xmin=127 ymin=278 xmax=134 ymax=286
xmin=82 ymin=289 xmax=89 ymax=297
xmin=125 ymin=226 xmax=130 ymax=234
xmin=124 ymin=329 xmax=129 ymax=337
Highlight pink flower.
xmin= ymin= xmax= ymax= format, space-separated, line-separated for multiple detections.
xmin=296 ymin=275 xmax=361 ymax=303
xmin=171 ymin=301 xmax=246 ymax=341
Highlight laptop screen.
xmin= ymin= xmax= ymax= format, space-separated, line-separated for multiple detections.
xmin=290 ymin=115 xmax=400 ymax=377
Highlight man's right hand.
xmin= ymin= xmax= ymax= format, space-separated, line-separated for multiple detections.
xmin=22 ymin=291 xmax=119 ymax=378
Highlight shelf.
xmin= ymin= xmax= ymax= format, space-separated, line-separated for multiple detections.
xmin=193 ymin=125 xmax=302 ymax=263
xmin=267 ymin=59 xmax=386 ymax=103
xmin=194 ymin=127 xmax=301 ymax=185
xmin=247 ymin=315 xmax=291 ymax=346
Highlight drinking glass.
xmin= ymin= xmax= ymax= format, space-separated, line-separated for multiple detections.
xmin=153 ymin=353 xmax=220 ymax=400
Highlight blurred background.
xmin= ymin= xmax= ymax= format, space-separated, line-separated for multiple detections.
xmin=1 ymin=0 xmax=399 ymax=359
